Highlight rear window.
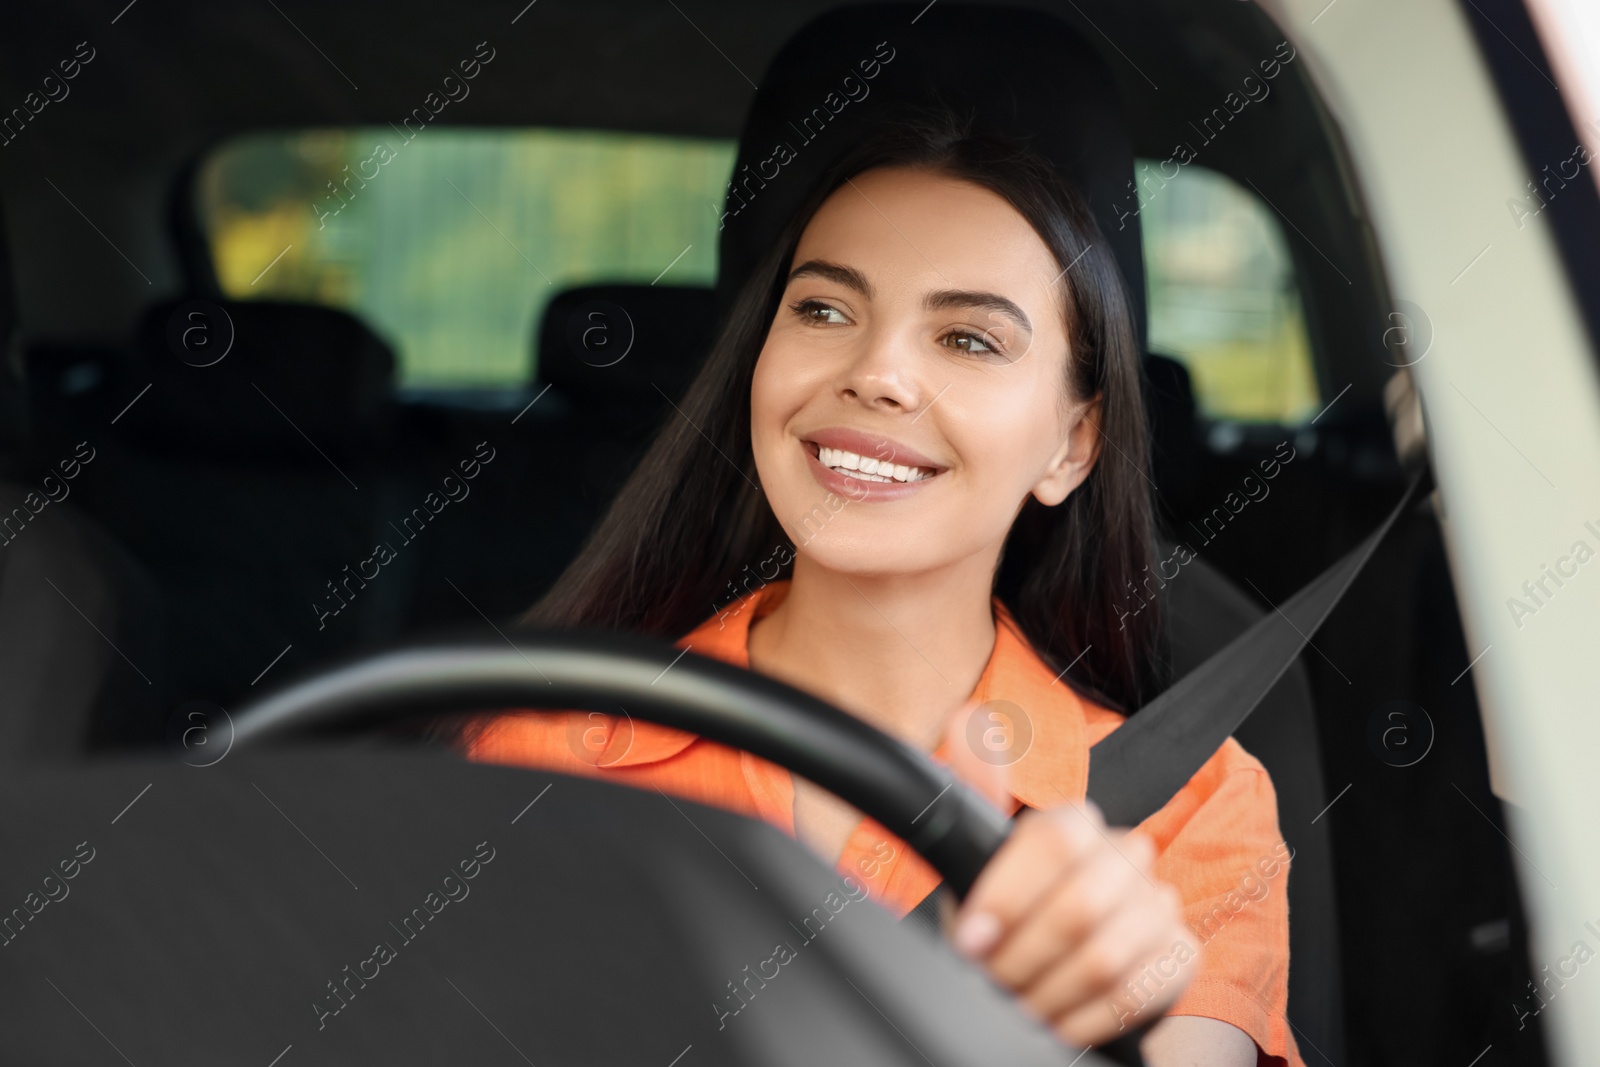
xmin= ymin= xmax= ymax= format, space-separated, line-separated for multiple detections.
xmin=1138 ymin=160 xmax=1318 ymax=424
xmin=198 ymin=128 xmax=736 ymax=390
xmin=199 ymin=135 xmax=1314 ymax=418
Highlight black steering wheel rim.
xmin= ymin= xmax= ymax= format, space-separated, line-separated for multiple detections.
xmin=230 ymin=628 xmax=1013 ymax=898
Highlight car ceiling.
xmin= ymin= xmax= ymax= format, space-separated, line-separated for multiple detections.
xmin=0 ymin=0 xmax=1392 ymax=411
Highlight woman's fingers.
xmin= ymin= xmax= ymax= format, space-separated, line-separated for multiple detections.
xmin=951 ymin=803 xmax=1199 ymax=1047
xmin=983 ymin=828 xmax=1156 ymax=991
xmin=953 ymin=804 xmax=1105 ymax=960
xmin=1024 ymin=883 xmax=1194 ymax=1046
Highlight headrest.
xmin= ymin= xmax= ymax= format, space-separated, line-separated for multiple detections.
xmin=536 ymin=284 xmax=717 ymax=403
xmin=129 ymin=299 xmax=395 ymax=463
xmin=1142 ymin=351 xmax=1202 ymax=512
xmin=716 ymin=2 xmax=1144 ymax=342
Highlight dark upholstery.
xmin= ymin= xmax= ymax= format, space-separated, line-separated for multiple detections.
xmin=523 ymin=283 xmax=719 ymax=515
xmin=58 ymin=297 xmax=409 ymax=716
xmin=0 ymin=480 xmax=167 ymax=757
xmin=0 ymin=209 xmax=13 ymax=348
xmin=0 ymin=214 xmax=168 ymax=764
xmin=127 ymin=298 xmax=396 ymax=463
xmin=1143 ymin=352 xmax=1205 ymax=516
xmin=536 ymin=284 xmax=716 ymax=403
xmin=24 ymin=342 xmax=138 ymax=431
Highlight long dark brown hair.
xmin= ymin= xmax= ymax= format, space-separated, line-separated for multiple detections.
xmin=443 ymin=109 xmax=1158 ymax=748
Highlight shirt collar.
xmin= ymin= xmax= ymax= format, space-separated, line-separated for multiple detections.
xmin=596 ymin=579 xmax=1092 ymax=810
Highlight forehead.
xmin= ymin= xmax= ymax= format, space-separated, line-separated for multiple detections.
xmin=792 ymin=166 xmax=1063 ymax=305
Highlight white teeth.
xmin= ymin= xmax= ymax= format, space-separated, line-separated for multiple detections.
xmin=815 ymin=444 xmax=936 ymax=483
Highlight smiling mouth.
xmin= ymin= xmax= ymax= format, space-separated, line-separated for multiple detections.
xmin=805 ymin=441 xmax=942 ymax=484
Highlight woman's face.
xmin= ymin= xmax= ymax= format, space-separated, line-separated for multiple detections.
xmin=750 ymin=165 xmax=1101 ymax=578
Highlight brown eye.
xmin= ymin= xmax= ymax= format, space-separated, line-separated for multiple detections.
xmin=789 ymin=299 xmax=849 ymax=325
xmin=943 ymin=329 xmax=998 ymax=355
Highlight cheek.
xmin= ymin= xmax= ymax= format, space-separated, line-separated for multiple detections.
xmin=752 ymin=333 xmax=836 ymax=437
xmin=749 ymin=343 xmax=792 ymax=450
xmin=749 ymin=339 xmax=812 ymax=480
xmin=956 ymin=380 xmax=1064 ymax=483
xmin=933 ymin=404 xmax=1053 ymax=543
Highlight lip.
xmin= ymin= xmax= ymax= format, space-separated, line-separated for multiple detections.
xmin=799 ymin=426 xmax=948 ymax=502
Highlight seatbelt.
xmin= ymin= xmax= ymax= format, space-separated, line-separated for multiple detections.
xmin=1086 ymin=467 xmax=1429 ymax=825
xmin=902 ymin=881 xmax=945 ymax=936
xmin=902 ymin=467 xmax=1429 ymax=911
xmin=900 ymin=468 xmax=1429 ymax=1061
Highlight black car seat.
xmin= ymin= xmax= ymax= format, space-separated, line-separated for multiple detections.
xmin=392 ymin=283 xmax=719 ymax=635
xmin=1146 ymin=358 xmax=1343 ymax=1059
xmin=0 ymin=213 xmax=168 ymax=762
xmin=1143 ymin=352 xmax=1207 ymax=518
xmin=57 ymin=298 xmax=408 ymax=725
xmin=535 ymin=282 xmax=716 ymax=507
xmin=717 ymin=4 xmax=1342 ymax=1059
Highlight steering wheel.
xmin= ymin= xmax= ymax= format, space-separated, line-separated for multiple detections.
xmin=232 ymin=629 xmax=1150 ymax=1065
xmin=231 ymin=628 xmax=1013 ymax=898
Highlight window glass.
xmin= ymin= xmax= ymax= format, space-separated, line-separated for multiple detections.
xmin=1137 ymin=160 xmax=1319 ymax=423
xmin=198 ymin=129 xmax=736 ymax=389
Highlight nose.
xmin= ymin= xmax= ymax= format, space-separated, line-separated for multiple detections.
xmin=835 ymin=321 xmax=929 ymax=415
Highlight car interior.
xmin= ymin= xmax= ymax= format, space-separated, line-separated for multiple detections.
xmin=0 ymin=0 xmax=1547 ymax=1063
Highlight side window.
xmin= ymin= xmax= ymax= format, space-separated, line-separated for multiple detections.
xmin=1137 ymin=160 xmax=1319 ymax=424
xmin=196 ymin=129 xmax=737 ymax=390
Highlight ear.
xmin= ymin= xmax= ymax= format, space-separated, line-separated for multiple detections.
xmin=1029 ymin=394 xmax=1103 ymax=507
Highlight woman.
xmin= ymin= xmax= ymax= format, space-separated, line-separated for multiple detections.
xmin=453 ymin=112 xmax=1299 ymax=1067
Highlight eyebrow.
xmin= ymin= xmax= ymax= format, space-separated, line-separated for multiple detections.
xmin=787 ymin=259 xmax=1034 ymax=337
xmin=922 ymin=289 xmax=1033 ymax=338
xmin=787 ymin=259 xmax=873 ymax=298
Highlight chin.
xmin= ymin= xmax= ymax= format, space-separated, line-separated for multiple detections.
xmin=779 ymin=520 xmax=944 ymax=580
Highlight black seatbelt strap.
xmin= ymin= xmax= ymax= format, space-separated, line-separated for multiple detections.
xmin=899 ymin=471 xmax=1426 ymax=1062
xmin=1087 ymin=467 xmax=1430 ymax=826
xmin=901 ymin=883 xmax=944 ymax=936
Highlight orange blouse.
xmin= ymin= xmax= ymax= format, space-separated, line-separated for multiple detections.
xmin=468 ymin=579 xmax=1303 ymax=1066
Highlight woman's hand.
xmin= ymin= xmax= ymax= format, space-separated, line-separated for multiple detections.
xmin=941 ymin=710 xmax=1198 ymax=1049
xmin=951 ymin=803 xmax=1198 ymax=1046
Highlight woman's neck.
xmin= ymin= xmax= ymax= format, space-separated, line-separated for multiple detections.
xmin=745 ymin=553 xmax=999 ymax=753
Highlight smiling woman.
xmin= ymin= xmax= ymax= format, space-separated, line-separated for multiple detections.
xmin=453 ymin=109 xmax=1296 ymax=1067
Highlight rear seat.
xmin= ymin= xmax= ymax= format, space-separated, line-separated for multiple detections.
xmin=125 ymin=298 xmax=396 ymax=465
xmin=27 ymin=284 xmax=721 ymax=728
xmin=43 ymin=298 xmax=410 ymax=725
xmin=401 ymin=283 xmax=720 ymax=629
xmin=534 ymin=283 xmax=716 ymax=500
xmin=0 ymin=216 xmax=168 ymax=763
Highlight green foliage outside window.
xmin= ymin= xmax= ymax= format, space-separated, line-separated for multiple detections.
xmin=201 ymin=133 xmax=1317 ymax=423
xmin=200 ymin=128 xmax=735 ymax=389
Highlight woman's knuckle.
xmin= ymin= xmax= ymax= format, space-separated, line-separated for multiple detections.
xmin=1044 ymin=897 xmax=1082 ymax=941
xmin=1053 ymin=807 xmax=1097 ymax=850
xmin=1080 ymin=944 xmax=1122 ymax=987
xmin=1084 ymin=875 xmax=1125 ymax=921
